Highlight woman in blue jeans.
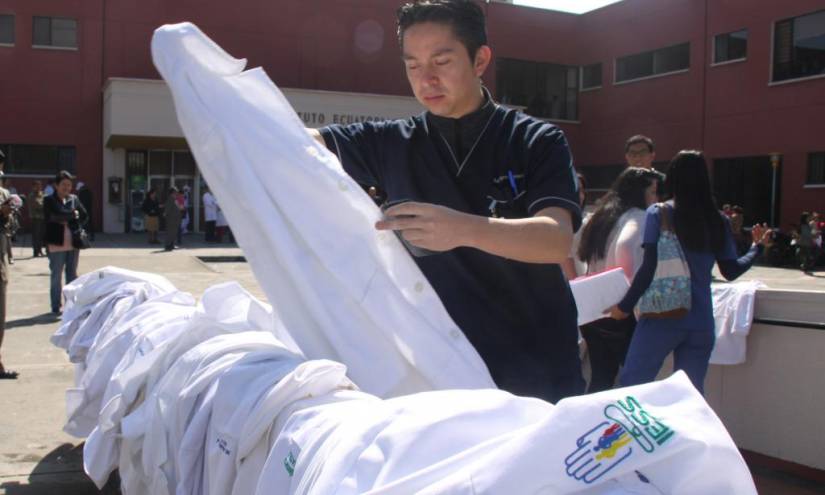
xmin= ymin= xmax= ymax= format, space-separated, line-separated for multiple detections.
xmin=607 ymin=151 xmax=771 ymax=393
xmin=44 ymin=171 xmax=88 ymax=314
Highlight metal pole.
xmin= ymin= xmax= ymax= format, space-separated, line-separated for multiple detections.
xmin=770 ymin=165 xmax=777 ymax=227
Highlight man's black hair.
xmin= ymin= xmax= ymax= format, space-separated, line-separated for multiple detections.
xmin=625 ymin=135 xmax=655 ymax=153
xmin=396 ymin=0 xmax=487 ymax=61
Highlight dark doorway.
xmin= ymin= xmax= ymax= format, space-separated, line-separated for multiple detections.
xmin=713 ymin=156 xmax=781 ymax=226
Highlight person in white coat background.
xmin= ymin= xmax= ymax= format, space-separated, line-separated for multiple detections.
xmin=202 ymin=186 xmax=217 ymax=242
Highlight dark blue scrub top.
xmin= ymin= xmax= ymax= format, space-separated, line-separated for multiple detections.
xmin=320 ymin=104 xmax=585 ymax=402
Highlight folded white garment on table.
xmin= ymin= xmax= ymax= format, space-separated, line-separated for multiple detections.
xmin=256 ymin=371 xmax=754 ymax=495
xmin=139 ymin=331 xmax=302 ymax=495
xmin=192 ymin=358 xmax=356 ymax=495
xmin=89 ymin=282 xmax=286 ymax=492
xmin=570 ymin=268 xmax=631 ymax=326
xmin=84 ymin=300 xmax=196 ymax=488
xmin=230 ymin=362 xmax=362 ymax=495
xmin=151 ymin=22 xmax=495 ymax=397
xmin=64 ymin=280 xmax=169 ymax=367
xmin=259 ymin=388 xmax=552 ymax=495
xmin=710 ymin=280 xmax=765 ymax=365
xmin=186 ymin=356 xmax=304 ymax=495
xmin=65 ymin=290 xmax=196 ymax=438
xmin=59 ymin=266 xmax=176 ymax=330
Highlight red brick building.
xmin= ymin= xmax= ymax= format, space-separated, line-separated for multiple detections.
xmin=1 ymin=0 xmax=823 ymax=232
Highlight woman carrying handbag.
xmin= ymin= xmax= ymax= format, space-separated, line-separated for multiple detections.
xmin=576 ymin=167 xmax=663 ymax=392
xmin=606 ymin=151 xmax=771 ymax=393
xmin=44 ymin=170 xmax=88 ymax=314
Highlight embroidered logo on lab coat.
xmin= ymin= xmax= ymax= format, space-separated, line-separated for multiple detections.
xmin=284 ymin=450 xmax=297 ymax=477
xmin=216 ymin=437 xmax=232 ymax=456
xmin=565 ymin=396 xmax=675 ymax=484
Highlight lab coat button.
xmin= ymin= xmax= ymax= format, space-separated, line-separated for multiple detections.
xmin=414 ymin=281 xmax=424 ymax=293
xmin=450 ymin=329 xmax=461 ymax=339
xmin=338 ymin=180 xmax=349 ymax=191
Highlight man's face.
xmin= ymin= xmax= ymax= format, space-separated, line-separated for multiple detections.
xmin=402 ymin=22 xmax=490 ymax=118
xmin=625 ymin=143 xmax=655 ymax=169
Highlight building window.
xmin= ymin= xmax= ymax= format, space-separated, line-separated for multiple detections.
xmin=615 ymin=42 xmax=690 ymax=83
xmin=714 ymin=29 xmax=748 ymax=64
xmin=497 ymin=58 xmax=578 ymax=121
xmin=581 ymin=63 xmax=602 ymax=90
xmin=0 ymin=144 xmax=76 ymax=175
xmin=807 ymin=152 xmax=825 ymax=185
xmin=32 ymin=16 xmax=77 ymax=49
xmin=578 ymin=164 xmax=624 ymax=194
xmin=773 ymin=10 xmax=825 ymax=82
xmin=0 ymin=14 xmax=14 ymax=45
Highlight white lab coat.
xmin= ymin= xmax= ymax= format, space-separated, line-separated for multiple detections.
xmin=84 ymin=302 xmax=196 ymax=488
xmin=96 ymin=282 xmax=290 ymax=493
xmin=139 ymin=331 xmax=301 ymax=495
xmin=66 ymin=291 xmax=196 ymax=440
xmin=203 ymin=191 xmax=218 ymax=222
xmin=230 ymin=361 xmax=361 ymax=495
xmin=54 ymin=267 xmax=176 ymax=354
xmin=710 ymin=280 xmax=765 ymax=365
xmin=151 ymin=22 xmax=494 ymax=397
xmin=255 ymin=372 xmax=755 ymax=495
xmin=180 ymin=354 xmax=307 ymax=495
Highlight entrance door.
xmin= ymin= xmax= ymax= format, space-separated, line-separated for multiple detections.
xmin=126 ymin=151 xmax=148 ymax=233
xmin=713 ymin=156 xmax=781 ymax=226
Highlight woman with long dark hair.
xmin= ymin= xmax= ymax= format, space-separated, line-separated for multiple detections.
xmin=577 ymin=167 xmax=662 ymax=392
xmin=607 ymin=151 xmax=771 ymax=393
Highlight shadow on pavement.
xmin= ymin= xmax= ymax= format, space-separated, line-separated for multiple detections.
xmin=5 ymin=313 xmax=60 ymax=330
xmin=0 ymin=443 xmax=120 ymax=495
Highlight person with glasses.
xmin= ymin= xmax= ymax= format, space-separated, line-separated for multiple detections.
xmin=625 ymin=135 xmax=656 ymax=170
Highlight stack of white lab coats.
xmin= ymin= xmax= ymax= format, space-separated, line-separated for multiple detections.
xmin=52 ymin=267 xmax=180 ymax=437
xmin=56 ymin=276 xmax=756 ymax=494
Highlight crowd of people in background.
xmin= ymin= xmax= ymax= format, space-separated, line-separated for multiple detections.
xmin=568 ymin=135 xmax=772 ymax=394
xmin=792 ymin=211 xmax=824 ymax=272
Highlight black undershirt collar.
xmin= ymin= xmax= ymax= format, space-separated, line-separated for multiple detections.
xmin=426 ymin=87 xmax=496 ymax=165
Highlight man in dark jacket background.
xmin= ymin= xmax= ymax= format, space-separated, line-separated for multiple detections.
xmin=164 ymin=187 xmax=183 ymax=251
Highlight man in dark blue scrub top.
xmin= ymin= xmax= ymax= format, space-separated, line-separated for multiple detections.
xmin=309 ymin=0 xmax=585 ymax=402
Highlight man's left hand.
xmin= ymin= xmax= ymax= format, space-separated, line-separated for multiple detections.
xmin=376 ymin=202 xmax=470 ymax=252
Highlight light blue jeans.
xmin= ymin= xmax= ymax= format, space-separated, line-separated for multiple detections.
xmin=48 ymin=250 xmax=79 ymax=312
